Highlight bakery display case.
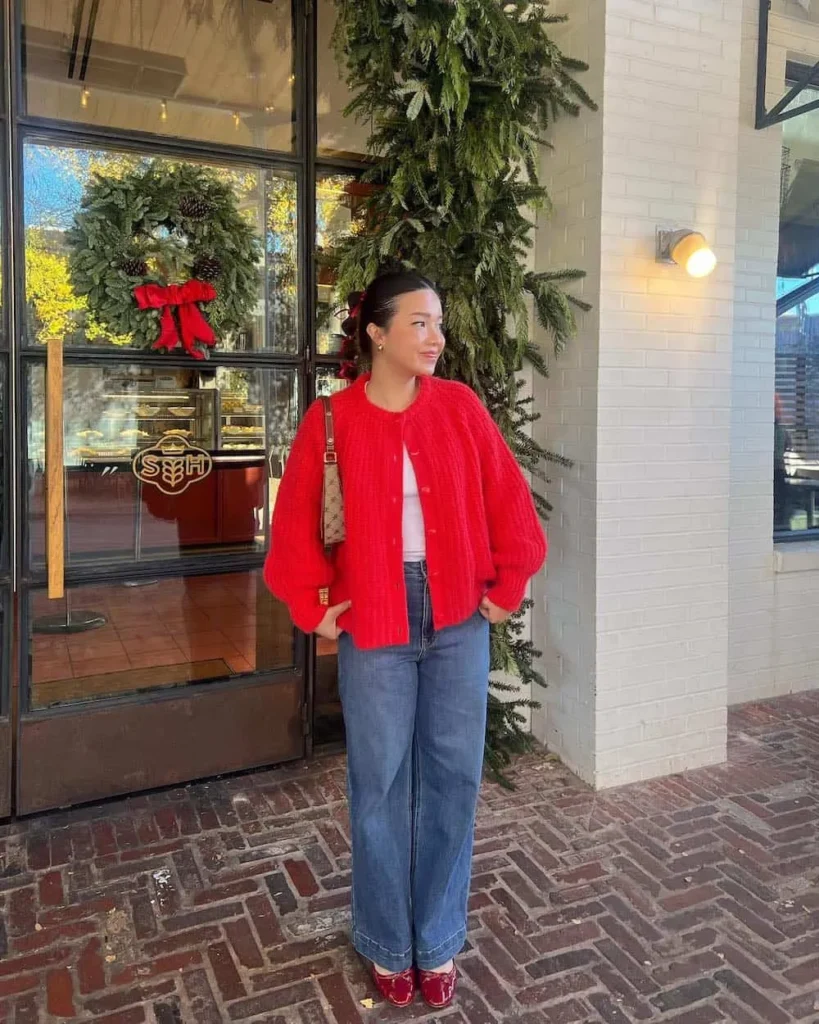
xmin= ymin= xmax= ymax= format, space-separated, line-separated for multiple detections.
xmin=68 ymin=387 xmax=217 ymax=463
xmin=27 ymin=365 xmax=297 ymax=567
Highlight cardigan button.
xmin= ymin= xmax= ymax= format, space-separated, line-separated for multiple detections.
xmin=421 ymin=486 xmax=431 ymax=495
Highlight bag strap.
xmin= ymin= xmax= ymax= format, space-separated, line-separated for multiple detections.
xmin=321 ymin=396 xmax=337 ymax=464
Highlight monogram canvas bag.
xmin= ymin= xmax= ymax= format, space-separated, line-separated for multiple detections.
xmin=320 ymin=397 xmax=345 ymax=548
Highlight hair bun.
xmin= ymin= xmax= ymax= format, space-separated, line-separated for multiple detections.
xmin=341 ymin=315 xmax=357 ymax=337
xmin=346 ymin=290 xmax=364 ymax=311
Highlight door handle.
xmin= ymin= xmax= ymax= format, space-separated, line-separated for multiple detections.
xmin=46 ymin=337 xmax=65 ymax=599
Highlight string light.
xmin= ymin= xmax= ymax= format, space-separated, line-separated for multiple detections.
xmin=288 ymin=74 xmax=295 ymax=85
xmin=160 ymin=99 xmax=168 ymax=122
xmin=80 ymin=87 xmax=90 ymax=108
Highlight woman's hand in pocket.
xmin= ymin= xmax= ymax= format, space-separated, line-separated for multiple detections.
xmin=315 ymin=600 xmax=351 ymax=640
xmin=479 ymin=596 xmax=511 ymax=625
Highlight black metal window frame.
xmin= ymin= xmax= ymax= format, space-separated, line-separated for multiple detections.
xmin=773 ymin=56 xmax=819 ymax=542
xmin=0 ymin=0 xmax=366 ymax=723
xmin=757 ymin=3 xmax=819 ymax=129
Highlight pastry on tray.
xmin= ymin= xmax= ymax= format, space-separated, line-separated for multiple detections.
xmin=162 ymin=428 xmax=192 ymax=437
xmin=119 ymin=428 xmax=150 ymax=439
xmin=76 ymin=429 xmax=104 ymax=440
xmin=168 ymin=406 xmax=195 ymax=417
xmin=134 ymin=405 xmax=160 ymax=417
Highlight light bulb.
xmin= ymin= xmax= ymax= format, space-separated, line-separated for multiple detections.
xmin=80 ymin=87 xmax=90 ymax=108
xmin=160 ymin=99 xmax=168 ymax=122
xmin=685 ymin=246 xmax=717 ymax=278
xmin=664 ymin=230 xmax=717 ymax=279
xmin=233 ymin=111 xmax=241 ymax=129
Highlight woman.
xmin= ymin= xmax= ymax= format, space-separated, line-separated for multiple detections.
xmin=264 ymin=270 xmax=546 ymax=1007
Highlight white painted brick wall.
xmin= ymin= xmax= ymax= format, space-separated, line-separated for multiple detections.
xmin=535 ymin=0 xmax=743 ymax=787
xmin=532 ymin=0 xmax=603 ymax=787
xmin=534 ymin=0 xmax=819 ymax=789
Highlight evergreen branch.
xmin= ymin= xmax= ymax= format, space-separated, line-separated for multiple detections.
xmin=332 ymin=0 xmax=594 ymax=787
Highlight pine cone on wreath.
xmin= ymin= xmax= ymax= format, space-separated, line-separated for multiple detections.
xmin=120 ymin=256 xmax=148 ymax=277
xmin=193 ymin=253 xmax=222 ymax=281
xmin=179 ymin=194 xmax=214 ymax=219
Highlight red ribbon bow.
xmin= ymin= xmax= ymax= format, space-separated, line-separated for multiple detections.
xmin=134 ymin=280 xmax=218 ymax=360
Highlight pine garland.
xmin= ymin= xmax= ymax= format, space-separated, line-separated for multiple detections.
xmin=332 ymin=0 xmax=595 ymax=785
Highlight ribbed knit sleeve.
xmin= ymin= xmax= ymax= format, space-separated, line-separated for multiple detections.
xmin=468 ymin=390 xmax=547 ymax=612
xmin=264 ymin=399 xmax=333 ymax=634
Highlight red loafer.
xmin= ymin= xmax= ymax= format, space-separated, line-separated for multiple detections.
xmin=418 ymin=963 xmax=457 ymax=1008
xmin=371 ymin=965 xmax=415 ymax=1007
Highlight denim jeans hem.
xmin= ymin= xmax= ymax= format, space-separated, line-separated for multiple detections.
xmin=352 ymin=930 xmax=413 ymax=973
xmin=414 ymin=927 xmax=467 ymax=971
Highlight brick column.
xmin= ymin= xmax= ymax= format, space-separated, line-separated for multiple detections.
xmin=533 ymin=0 xmax=743 ymax=787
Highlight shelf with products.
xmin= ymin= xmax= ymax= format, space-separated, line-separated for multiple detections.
xmin=217 ymin=391 xmax=268 ymax=451
xmin=66 ymin=388 xmax=217 ymax=463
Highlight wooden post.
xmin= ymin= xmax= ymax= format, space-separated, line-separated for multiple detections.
xmin=46 ymin=337 xmax=65 ymax=600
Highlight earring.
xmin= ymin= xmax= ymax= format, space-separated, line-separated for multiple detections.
xmin=377 ymin=343 xmax=384 ymax=352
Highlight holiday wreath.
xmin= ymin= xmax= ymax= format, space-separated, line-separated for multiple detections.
xmin=67 ymin=160 xmax=262 ymax=359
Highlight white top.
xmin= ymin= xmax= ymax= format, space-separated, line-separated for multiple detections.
xmin=402 ymin=446 xmax=426 ymax=562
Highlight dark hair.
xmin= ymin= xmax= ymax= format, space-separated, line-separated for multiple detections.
xmin=341 ymin=270 xmax=439 ymax=359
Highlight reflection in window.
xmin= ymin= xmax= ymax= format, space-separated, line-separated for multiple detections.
xmin=772 ymin=0 xmax=819 ymax=24
xmin=317 ymin=0 xmax=370 ymax=158
xmin=316 ymin=174 xmax=369 ymax=355
xmin=775 ymin=84 xmax=819 ymax=534
xmin=316 ymin=367 xmax=349 ymax=398
xmin=27 ymin=363 xmax=298 ymax=568
xmin=23 ymin=142 xmax=297 ymax=352
xmin=22 ymin=0 xmax=295 ymax=152
xmin=28 ymin=571 xmax=295 ymax=710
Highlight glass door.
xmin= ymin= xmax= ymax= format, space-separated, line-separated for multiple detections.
xmin=10 ymin=0 xmax=309 ymax=808
xmin=0 ymin=0 xmax=370 ymax=814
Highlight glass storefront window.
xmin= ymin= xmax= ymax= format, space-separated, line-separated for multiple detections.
xmin=26 ymin=362 xmax=298 ymax=569
xmin=23 ymin=141 xmax=298 ymax=353
xmin=22 ymin=0 xmax=295 ymax=152
xmin=317 ymin=0 xmax=369 ymax=158
xmin=775 ymin=84 xmax=819 ymax=535
xmin=316 ymin=173 xmax=369 ymax=355
xmin=28 ymin=570 xmax=295 ymax=710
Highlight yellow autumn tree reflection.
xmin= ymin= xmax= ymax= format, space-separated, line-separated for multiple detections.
xmin=26 ymin=229 xmax=129 ymax=345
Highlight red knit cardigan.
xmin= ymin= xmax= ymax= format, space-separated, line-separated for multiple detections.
xmin=264 ymin=373 xmax=547 ymax=650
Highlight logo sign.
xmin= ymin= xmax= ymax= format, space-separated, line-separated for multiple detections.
xmin=132 ymin=436 xmax=213 ymax=495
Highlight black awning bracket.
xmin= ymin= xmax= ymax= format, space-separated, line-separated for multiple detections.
xmin=757 ymin=2 xmax=819 ymax=129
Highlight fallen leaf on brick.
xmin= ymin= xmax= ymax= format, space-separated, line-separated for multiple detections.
xmin=105 ymin=955 xmax=116 ymax=963
xmin=360 ymin=998 xmax=374 ymax=1009
xmin=34 ymin=924 xmax=42 ymax=932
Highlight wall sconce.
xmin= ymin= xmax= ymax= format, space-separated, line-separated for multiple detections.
xmin=656 ymin=228 xmax=717 ymax=278
xmin=80 ymin=87 xmax=90 ymax=109
xmin=160 ymin=99 xmax=168 ymax=122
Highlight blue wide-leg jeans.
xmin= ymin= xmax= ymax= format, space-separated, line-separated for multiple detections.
xmin=338 ymin=561 xmax=490 ymax=972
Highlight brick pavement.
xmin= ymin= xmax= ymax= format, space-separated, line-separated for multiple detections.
xmin=0 ymin=692 xmax=817 ymax=1023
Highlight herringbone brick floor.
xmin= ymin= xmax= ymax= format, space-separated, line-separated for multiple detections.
xmin=0 ymin=692 xmax=817 ymax=1023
